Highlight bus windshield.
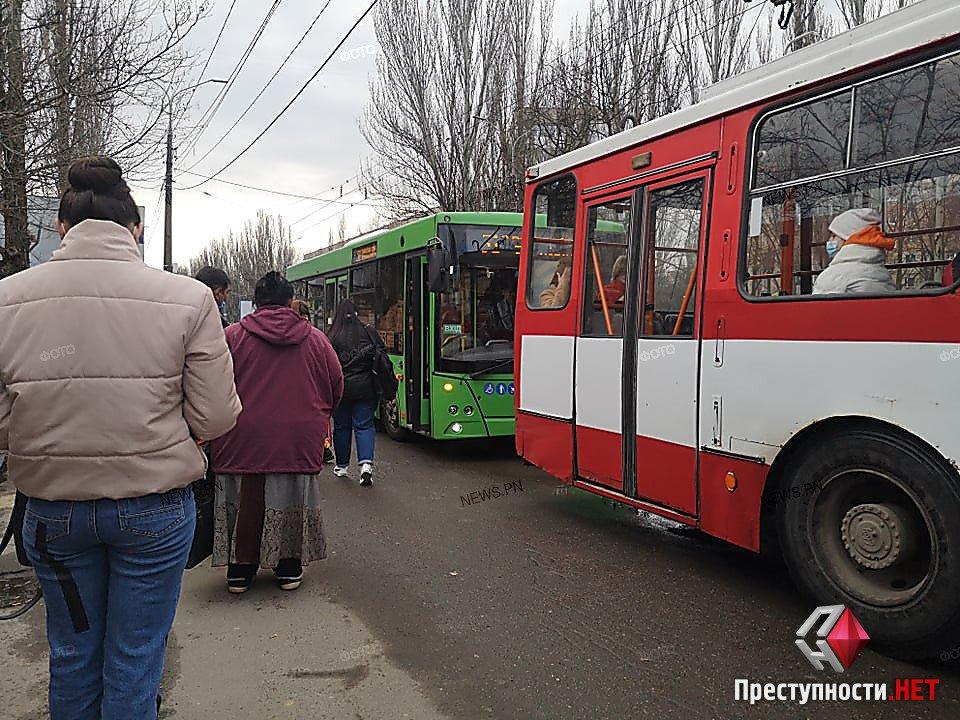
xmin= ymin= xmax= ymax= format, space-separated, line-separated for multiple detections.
xmin=437 ymin=224 xmax=520 ymax=373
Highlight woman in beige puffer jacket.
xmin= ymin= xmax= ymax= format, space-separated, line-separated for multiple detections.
xmin=0 ymin=156 xmax=241 ymax=719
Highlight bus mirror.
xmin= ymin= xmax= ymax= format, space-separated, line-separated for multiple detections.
xmin=428 ymin=245 xmax=452 ymax=294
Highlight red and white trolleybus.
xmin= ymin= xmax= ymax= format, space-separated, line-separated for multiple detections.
xmin=515 ymin=0 xmax=960 ymax=659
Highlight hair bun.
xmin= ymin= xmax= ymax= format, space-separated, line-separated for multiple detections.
xmin=262 ymin=271 xmax=284 ymax=288
xmin=68 ymin=156 xmax=125 ymax=194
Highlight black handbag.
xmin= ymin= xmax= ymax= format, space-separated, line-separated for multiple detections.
xmin=364 ymin=326 xmax=399 ymax=401
xmin=185 ymin=453 xmax=216 ymax=570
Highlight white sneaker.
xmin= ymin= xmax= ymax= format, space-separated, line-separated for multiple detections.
xmin=333 ymin=466 xmax=349 ymax=478
xmin=359 ymin=462 xmax=373 ymax=487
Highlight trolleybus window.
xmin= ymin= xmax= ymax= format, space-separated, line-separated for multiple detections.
xmin=526 ymin=175 xmax=576 ymax=310
xmin=754 ymin=91 xmax=851 ymax=188
xmin=853 ymin=53 xmax=960 ymax=165
xmin=582 ymin=201 xmax=631 ymax=337
xmin=745 ymin=51 xmax=960 ymax=298
xmin=641 ymin=180 xmax=704 ymax=337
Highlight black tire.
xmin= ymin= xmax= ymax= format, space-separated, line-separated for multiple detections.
xmin=380 ymin=398 xmax=409 ymax=442
xmin=777 ymin=427 xmax=960 ymax=660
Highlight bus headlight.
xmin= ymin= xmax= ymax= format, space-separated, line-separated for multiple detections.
xmin=464 ymin=406 xmax=474 ymax=416
xmin=448 ymin=404 xmax=459 ymax=415
xmin=450 ymin=423 xmax=463 ymax=434
xmin=443 ymin=382 xmax=455 ymax=392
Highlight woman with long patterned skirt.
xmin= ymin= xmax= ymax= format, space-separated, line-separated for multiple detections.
xmin=211 ymin=272 xmax=343 ymax=592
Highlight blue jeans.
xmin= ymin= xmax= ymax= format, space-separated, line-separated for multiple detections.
xmin=333 ymin=399 xmax=376 ymax=466
xmin=23 ymin=487 xmax=195 ymax=720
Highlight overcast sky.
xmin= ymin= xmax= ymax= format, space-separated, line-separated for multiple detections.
xmin=137 ymin=0 xmax=587 ymax=269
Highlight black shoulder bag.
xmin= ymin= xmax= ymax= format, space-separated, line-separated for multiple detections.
xmin=185 ymin=448 xmax=216 ymax=570
xmin=363 ymin=326 xmax=399 ymax=401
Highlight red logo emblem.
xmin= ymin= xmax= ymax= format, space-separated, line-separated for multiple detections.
xmin=796 ymin=605 xmax=870 ymax=672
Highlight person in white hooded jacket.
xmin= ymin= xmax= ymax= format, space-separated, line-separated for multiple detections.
xmin=812 ymin=208 xmax=897 ymax=295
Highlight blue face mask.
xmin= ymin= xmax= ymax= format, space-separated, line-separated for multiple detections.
xmin=826 ymin=238 xmax=842 ymax=257
xmin=218 ymin=300 xmax=227 ymax=315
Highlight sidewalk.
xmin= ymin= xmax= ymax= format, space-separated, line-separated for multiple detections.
xmin=0 ymin=556 xmax=449 ymax=720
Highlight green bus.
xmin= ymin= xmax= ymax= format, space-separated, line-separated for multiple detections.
xmin=287 ymin=212 xmax=522 ymax=441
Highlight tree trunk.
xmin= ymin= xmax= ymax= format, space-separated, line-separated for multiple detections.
xmin=0 ymin=0 xmax=31 ymax=278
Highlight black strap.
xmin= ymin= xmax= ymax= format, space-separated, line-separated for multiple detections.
xmin=35 ymin=520 xmax=89 ymax=633
xmin=362 ymin=324 xmax=386 ymax=351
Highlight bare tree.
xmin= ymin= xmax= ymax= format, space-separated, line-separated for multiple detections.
xmin=0 ymin=0 xmax=31 ymax=277
xmin=783 ymin=0 xmax=832 ymax=52
xmin=835 ymin=0 xmax=915 ymax=29
xmin=187 ymin=211 xmax=299 ymax=323
xmin=363 ymin=0 xmax=552 ymax=216
xmin=678 ymin=0 xmax=752 ymax=104
xmin=0 ymin=0 xmax=200 ymax=279
xmin=753 ymin=7 xmax=777 ymax=67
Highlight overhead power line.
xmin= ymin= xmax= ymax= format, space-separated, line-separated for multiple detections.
xmin=183 ymin=0 xmax=336 ymax=172
xmin=181 ymin=1 xmax=379 ymax=191
xmin=181 ymin=0 xmax=286 ymax=157
xmin=175 ymin=167 xmax=370 ymax=206
xmin=195 ymin=0 xmax=238 ymax=89
xmin=177 ymin=0 xmax=239 ymax=122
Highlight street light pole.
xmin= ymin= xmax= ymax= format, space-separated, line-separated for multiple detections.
xmin=161 ymin=78 xmax=227 ymax=273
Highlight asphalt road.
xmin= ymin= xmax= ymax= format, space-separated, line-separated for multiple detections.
xmin=3 ymin=436 xmax=960 ymax=719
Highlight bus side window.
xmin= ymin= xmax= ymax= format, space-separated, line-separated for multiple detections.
xmin=745 ymin=52 xmax=960 ymax=297
xmin=377 ymin=255 xmax=404 ymax=353
xmin=527 ymin=175 xmax=577 ymax=310
xmin=582 ymin=200 xmax=631 ymax=337
xmin=641 ymin=180 xmax=705 ymax=338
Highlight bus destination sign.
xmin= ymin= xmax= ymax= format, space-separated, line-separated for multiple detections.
xmin=352 ymin=243 xmax=378 ymax=264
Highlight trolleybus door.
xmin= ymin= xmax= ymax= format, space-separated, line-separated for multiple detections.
xmin=575 ymin=192 xmax=636 ymax=492
xmin=626 ymin=173 xmax=709 ymax=515
xmin=405 ymin=255 xmax=430 ymax=432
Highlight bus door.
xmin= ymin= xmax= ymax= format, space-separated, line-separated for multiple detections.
xmin=322 ymin=277 xmax=340 ymax=329
xmin=626 ymin=173 xmax=710 ymax=515
xmin=405 ymin=255 xmax=430 ymax=431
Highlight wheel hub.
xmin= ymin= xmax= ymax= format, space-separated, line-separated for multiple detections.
xmin=841 ymin=503 xmax=914 ymax=570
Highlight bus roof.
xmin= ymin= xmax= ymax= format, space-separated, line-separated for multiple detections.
xmin=528 ymin=0 xmax=960 ymax=181
xmin=287 ymin=211 xmax=523 ymax=281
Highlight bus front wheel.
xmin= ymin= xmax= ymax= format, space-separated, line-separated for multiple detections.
xmin=380 ymin=398 xmax=409 ymax=442
xmin=777 ymin=427 xmax=960 ymax=660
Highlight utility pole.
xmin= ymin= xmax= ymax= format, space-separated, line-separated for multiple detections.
xmin=160 ymin=78 xmax=227 ymax=273
xmin=163 ymin=111 xmax=174 ymax=272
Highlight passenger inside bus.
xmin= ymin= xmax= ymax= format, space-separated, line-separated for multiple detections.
xmin=378 ymin=299 xmax=403 ymax=351
xmin=942 ymin=253 xmax=960 ymax=287
xmin=539 ymin=258 xmax=571 ymax=308
xmin=603 ymin=255 xmax=627 ymax=306
xmin=812 ymin=208 xmax=897 ymax=295
xmin=476 ymin=273 xmax=516 ymax=341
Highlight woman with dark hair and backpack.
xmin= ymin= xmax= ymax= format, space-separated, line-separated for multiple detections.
xmin=211 ymin=272 xmax=343 ymax=593
xmin=328 ymin=299 xmax=381 ymax=486
xmin=0 ymin=156 xmax=241 ymax=718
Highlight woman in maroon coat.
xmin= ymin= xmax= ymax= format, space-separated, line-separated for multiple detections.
xmin=211 ymin=272 xmax=344 ymax=593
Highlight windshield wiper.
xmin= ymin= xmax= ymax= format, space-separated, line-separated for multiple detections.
xmin=468 ymin=358 xmax=514 ymax=379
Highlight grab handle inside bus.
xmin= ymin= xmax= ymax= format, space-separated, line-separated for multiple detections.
xmin=590 ymin=246 xmax=614 ymax=335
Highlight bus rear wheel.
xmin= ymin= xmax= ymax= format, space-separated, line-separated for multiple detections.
xmin=777 ymin=428 xmax=960 ymax=660
xmin=380 ymin=398 xmax=408 ymax=441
